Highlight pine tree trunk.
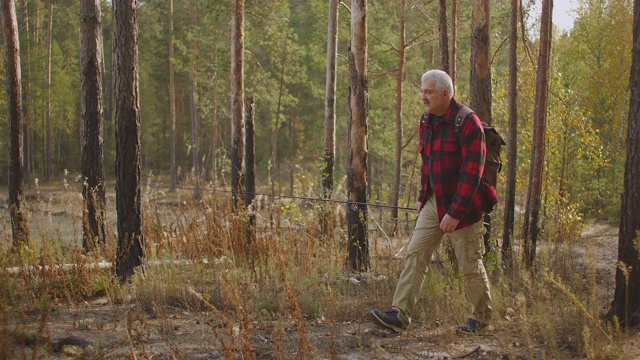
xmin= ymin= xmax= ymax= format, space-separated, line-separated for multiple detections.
xmin=45 ymin=1 xmax=53 ymax=182
xmin=80 ymin=0 xmax=106 ymax=252
xmin=322 ymin=0 xmax=338 ymax=201
xmin=523 ymin=0 xmax=553 ymax=268
xmin=19 ymin=0 xmax=31 ymax=188
xmin=451 ymin=0 xmax=458 ymax=85
xmin=189 ymin=4 xmax=199 ymax=199
xmin=2 ymin=0 xmax=31 ymax=247
xmin=391 ymin=0 xmax=406 ymax=234
xmin=114 ymin=0 xmax=144 ymax=283
xmin=231 ymin=0 xmax=245 ymax=207
xmin=169 ymin=0 xmax=176 ymax=191
xmin=438 ymin=0 xmax=449 ymax=74
xmin=245 ymin=96 xmax=256 ymax=239
xmin=605 ymin=0 xmax=640 ymax=327
xmin=470 ymin=0 xmax=491 ymax=124
xmin=347 ymin=0 xmax=369 ymax=272
xmin=470 ymin=0 xmax=493 ymax=255
xmin=502 ymin=0 xmax=518 ymax=270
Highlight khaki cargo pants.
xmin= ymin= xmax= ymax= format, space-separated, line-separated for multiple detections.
xmin=392 ymin=195 xmax=493 ymax=325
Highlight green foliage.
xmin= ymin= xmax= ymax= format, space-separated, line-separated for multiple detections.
xmin=0 ymin=0 xmax=634 ymax=226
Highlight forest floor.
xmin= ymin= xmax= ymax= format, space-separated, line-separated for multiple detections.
xmin=2 ymin=187 xmax=640 ymax=359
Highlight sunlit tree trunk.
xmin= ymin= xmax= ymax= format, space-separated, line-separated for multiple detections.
xmin=114 ymin=0 xmax=144 ymax=282
xmin=451 ymin=0 xmax=458 ymax=85
xmin=470 ymin=0 xmax=491 ymax=124
xmin=347 ymin=0 xmax=369 ymax=272
xmin=391 ymin=0 xmax=406 ymax=234
xmin=523 ymin=0 xmax=553 ymax=268
xmin=2 ymin=0 xmax=31 ymax=247
xmin=502 ymin=0 xmax=518 ymax=270
xmin=470 ymin=0 xmax=493 ymax=255
xmin=438 ymin=0 xmax=449 ymax=73
xmin=605 ymin=0 xmax=640 ymax=327
xmin=169 ymin=0 xmax=176 ymax=191
xmin=231 ymin=0 xmax=245 ymax=207
xmin=80 ymin=0 xmax=106 ymax=252
xmin=45 ymin=0 xmax=53 ymax=182
xmin=19 ymin=0 xmax=31 ymax=188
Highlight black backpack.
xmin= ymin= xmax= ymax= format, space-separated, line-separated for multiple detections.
xmin=454 ymin=106 xmax=506 ymax=188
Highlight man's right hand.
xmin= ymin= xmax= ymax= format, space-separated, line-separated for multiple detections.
xmin=417 ymin=201 xmax=424 ymax=213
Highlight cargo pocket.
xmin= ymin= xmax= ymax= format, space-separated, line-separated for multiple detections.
xmin=465 ymin=222 xmax=486 ymax=263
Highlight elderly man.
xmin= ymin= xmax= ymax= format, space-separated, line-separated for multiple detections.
xmin=371 ymin=69 xmax=498 ymax=333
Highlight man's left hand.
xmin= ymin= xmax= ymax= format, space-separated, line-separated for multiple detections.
xmin=440 ymin=214 xmax=460 ymax=234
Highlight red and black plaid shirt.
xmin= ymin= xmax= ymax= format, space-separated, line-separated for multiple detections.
xmin=417 ymin=99 xmax=498 ymax=229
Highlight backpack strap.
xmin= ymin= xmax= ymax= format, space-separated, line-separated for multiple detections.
xmin=454 ymin=106 xmax=474 ymax=133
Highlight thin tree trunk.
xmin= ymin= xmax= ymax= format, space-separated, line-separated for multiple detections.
xmin=169 ymin=0 xmax=176 ymax=191
xmin=189 ymin=3 xmax=199 ymax=199
xmin=245 ymin=96 xmax=256 ymax=240
xmin=211 ymin=46 xmax=218 ymax=188
xmin=438 ymin=0 xmax=449 ymax=74
xmin=80 ymin=0 xmax=106 ymax=252
xmin=451 ymin=0 xmax=458 ymax=85
xmin=322 ymin=0 xmax=338 ymax=200
xmin=271 ymin=34 xmax=288 ymax=196
xmin=502 ymin=0 xmax=518 ymax=270
xmin=347 ymin=0 xmax=369 ymax=272
xmin=289 ymin=103 xmax=295 ymax=196
xmin=231 ymin=0 xmax=245 ymax=207
xmin=523 ymin=0 xmax=553 ymax=268
xmin=19 ymin=0 xmax=31 ymax=188
xmin=45 ymin=1 xmax=53 ymax=182
xmin=2 ymin=0 xmax=31 ymax=247
xmin=114 ymin=0 xmax=144 ymax=283
xmin=391 ymin=0 xmax=406 ymax=234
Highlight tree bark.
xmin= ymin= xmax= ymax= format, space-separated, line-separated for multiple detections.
xmin=470 ymin=0 xmax=491 ymax=125
xmin=347 ymin=0 xmax=369 ymax=272
xmin=322 ymin=0 xmax=338 ymax=200
xmin=80 ymin=0 xmax=106 ymax=252
xmin=2 ymin=0 xmax=31 ymax=247
xmin=45 ymin=0 xmax=53 ymax=182
xmin=19 ymin=0 xmax=31 ymax=187
xmin=470 ymin=0 xmax=493 ymax=255
xmin=438 ymin=0 xmax=449 ymax=74
xmin=451 ymin=0 xmax=458 ymax=85
xmin=604 ymin=0 xmax=640 ymax=327
xmin=169 ymin=0 xmax=176 ymax=191
xmin=523 ymin=0 xmax=553 ymax=268
xmin=391 ymin=0 xmax=406 ymax=234
xmin=502 ymin=0 xmax=518 ymax=270
xmin=114 ymin=0 xmax=144 ymax=283
xmin=189 ymin=3 xmax=199 ymax=199
xmin=231 ymin=0 xmax=245 ymax=207
xmin=245 ymin=96 xmax=256 ymax=241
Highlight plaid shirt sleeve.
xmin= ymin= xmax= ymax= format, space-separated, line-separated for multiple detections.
xmin=447 ymin=112 xmax=486 ymax=220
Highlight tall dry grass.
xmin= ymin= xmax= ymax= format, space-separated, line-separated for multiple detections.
xmin=0 ymin=179 xmax=632 ymax=359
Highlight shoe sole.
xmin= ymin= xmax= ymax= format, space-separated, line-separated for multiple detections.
xmin=370 ymin=310 xmax=406 ymax=333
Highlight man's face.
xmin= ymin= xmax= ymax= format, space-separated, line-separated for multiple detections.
xmin=421 ymin=79 xmax=450 ymax=116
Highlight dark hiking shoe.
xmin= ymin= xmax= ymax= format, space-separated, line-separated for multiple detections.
xmin=456 ymin=318 xmax=488 ymax=333
xmin=370 ymin=309 xmax=407 ymax=333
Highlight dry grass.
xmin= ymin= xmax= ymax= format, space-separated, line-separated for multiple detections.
xmin=0 ymin=181 xmax=636 ymax=359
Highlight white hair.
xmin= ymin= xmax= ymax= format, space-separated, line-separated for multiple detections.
xmin=420 ymin=70 xmax=454 ymax=97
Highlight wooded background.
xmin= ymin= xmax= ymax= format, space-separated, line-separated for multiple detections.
xmin=0 ymin=0 xmax=632 ymax=225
